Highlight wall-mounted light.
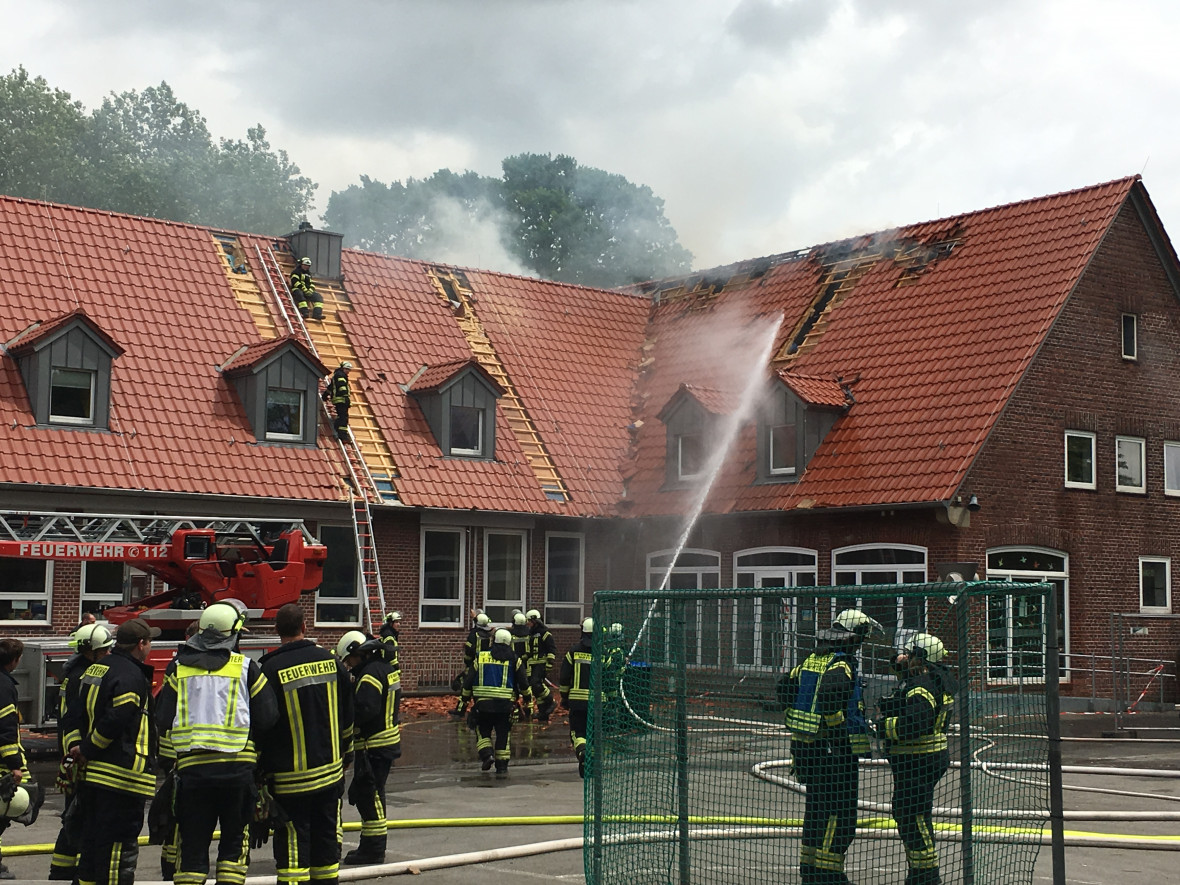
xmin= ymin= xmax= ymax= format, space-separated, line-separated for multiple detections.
xmin=967 ymin=494 xmax=981 ymax=512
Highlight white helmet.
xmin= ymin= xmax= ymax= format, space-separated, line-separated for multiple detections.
xmin=513 ymin=612 xmax=526 ymax=626
xmin=833 ymin=609 xmax=884 ymax=639
xmin=475 ymin=612 xmax=492 ymax=631
xmin=79 ymin=623 xmax=115 ymax=653
xmin=387 ymin=611 xmax=402 ymax=622
xmin=581 ymin=617 xmax=594 ymax=634
xmin=493 ymin=628 xmax=512 ymax=646
xmin=336 ymin=630 xmax=368 ymax=659
xmin=199 ymin=599 xmax=248 ymax=635
xmin=526 ymin=609 xmax=541 ymax=621
xmin=906 ymin=632 xmax=946 ymax=664
xmin=608 ymin=622 xmax=624 ymax=639
xmin=69 ymin=623 xmax=96 ymax=651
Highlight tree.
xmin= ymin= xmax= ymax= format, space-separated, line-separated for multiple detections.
xmin=0 ymin=67 xmax=87 ymax=204
xmin=205 ymin=126 xmax=316 ymax=234
xmin=326 ymin=154 xmax=693 ymax=286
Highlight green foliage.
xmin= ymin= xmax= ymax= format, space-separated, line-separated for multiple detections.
xmin=327 ymin=153 xmax=693 ymax=286
xmin=0 ymin=69 xmax=314 ymax=234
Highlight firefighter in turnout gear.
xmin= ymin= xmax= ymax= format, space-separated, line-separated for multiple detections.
xmin=257 ymin=604 xmax=355 ymax=885
xmin=510 ymin=612 xmax=532 ymax=719
xmin=783 ymin=609 xmax=883 ymax=885
xmin=49 ymin=624 xmax=114 ymax=881
xmin=452 ymin=613 xmax=494 ymax=717
xmin=0 ymin=638 xmax=38 ymax=881
xmin=878 ymin=632 xmax=957 ymax=885
xmin=63 ymin=618 xmax=160 ymax=885
xmin=559 ymin=618 xmax=596 ymax=778
xmin=337 ymin=631 xmax=400 ymax=866
xmin=155 ymin=599 xmax=279 ymax=885
xmin=322 ymin=362 xmax=352 ymax=441
xmin=464 ymin=629 xmax=530 ymax=776
xmin=291 ymin=256 xmax=323 ymax=320
xmin=525 ymin=609 xmax=557 ymax=721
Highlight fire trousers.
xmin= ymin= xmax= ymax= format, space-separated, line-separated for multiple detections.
xmin=273 ymin=786 xmax=343 ymax=884
xmin=889 ymin=750 xmax=950 ymax=885
xmin=174 ymin=777 xmax=252 ymax=885
xmin=76 ymin=784 xmax=145 ymax=885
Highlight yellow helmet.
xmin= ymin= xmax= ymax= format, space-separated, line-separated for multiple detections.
xmin=78 ymin=623 xmax=115 ymax=653
xmin=199 ymin=599 xmax=248 ymax=635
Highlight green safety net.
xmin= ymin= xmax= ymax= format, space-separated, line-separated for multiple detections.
xmin=586 ymin=581 xmax=1057 ymax=885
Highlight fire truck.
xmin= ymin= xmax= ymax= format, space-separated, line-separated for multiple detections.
xmin=2 ymin=511 xmax=328 ymax=726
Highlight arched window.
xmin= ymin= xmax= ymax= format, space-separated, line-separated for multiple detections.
xmin=733 ymin=547 xmax=818 ymax=671
xmin=645 ymin=549 xmax=721 ymax=665
xmin=986 ymin=547 xmax=1069 ymax=683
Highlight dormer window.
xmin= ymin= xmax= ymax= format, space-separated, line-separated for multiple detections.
xmin=769 ymin=422 xmax=797 ymax=476
xmin=657 ymin=384 xmax=725 ymax=489
xmin=677 ymin=431 xmax=704 ymax=479
xmin=758 ymin=371 xmax=850 ymax=483
xmin=50 ymin=368 xmax=97 ymax=425
xmin=5 ymin=309 xmax=123 ymax=431
xmin=220 ymin=337 xmax=326 ymax=446
xmin=407 ymin=360 xmax=504 ymax=460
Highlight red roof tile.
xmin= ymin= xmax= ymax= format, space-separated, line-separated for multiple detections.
xmin=775 ymin=370 xmax=849 ymax=409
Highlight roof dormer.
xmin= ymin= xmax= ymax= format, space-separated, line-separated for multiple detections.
xmin=406 ymin=359 xmax=505 ymax=459
xmin=220 ymin=336 xmax=328 ymax=445
xmin=657 ymin=384 xmax=729 ymax=487
xmin=757 ymin=370 xmax=851 ymax=483
xmin=3 ymin=309 xmax=124 ymax=430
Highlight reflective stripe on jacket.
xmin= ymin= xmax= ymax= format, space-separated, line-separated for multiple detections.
xmin=353 ymin=658 xmax=400 ymax=752
xmin=473 ymin=650 xmax=516 ymax=700
xmin=784 ymin=651 xmax=852 ymax=738
xmin=882 ymin=671 xmax=953 ymax=755
xmin=170 ymin=653 xmax=251 ymax=754
xmin=70 ymin=651 xmax=157 ymax=797
xmin=559 ymin=637 xmax=593 ymax=708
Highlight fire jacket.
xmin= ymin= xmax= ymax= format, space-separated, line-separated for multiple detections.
xmin=527 ymin=622 xmax=557 ymax=669
xmin=0 ymin=669 xmax=26 ymax=772
xmin=559 ymin=634 xmax=594 ymax=710
xmin=290 ymin=268 xmax=316 ymax=298
xmin=462 ymin=626 xmax=494 ymax=668
xmin=464 ymin=645 xmax=530 ymax=714
xmin=323 ymin=369 xmax=350 ymax=406
xmin=879 ymin=664 xmax=956 ymax=756
xmin=57 ymin=653 xmax=92 ymax=757
xmin=66 ymin=649 xmax=157 ymax=797
xmin=510 ymin=623 xmax=531 ymax=661
xmin=783 ymin=649 xmax=858 ymax=746
xmin=257 ymin=639 xmax=354 ymax=796
xmin=350 ymin=655 xmax=400 ymax=759
xmin=156 ymin=644 xmax=278 ymax=780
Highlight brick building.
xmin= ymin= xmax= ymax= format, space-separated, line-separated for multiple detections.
xmin=2 ymin=175 xmax=1177 ymax=705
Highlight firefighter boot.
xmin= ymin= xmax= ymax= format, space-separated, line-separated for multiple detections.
xmin=576 ymin=744 xmax=586 ymax=778
xmin=450 ymin=698 xmax=467 ymax=717
xmin=312 ymin=306 xmax=324 ymax=320
xmin=537 ymin=693 xmax=556 ymax=722
xmin=343 ymin=835 xmax=386 ymax=866
xmin=495 ymin=760 xmax=509 ymax=779
xmin=117 ymin=840 xmax=139 ymax=885
xmin=480 ymin=748 xmax=495 ymax=771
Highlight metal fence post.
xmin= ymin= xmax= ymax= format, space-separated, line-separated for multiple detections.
xmin=1045 ymin=585 xmax=1067 ymax=885
xmin=956 ymin=589 xmax=975 ymax=885
xmin=674 ymin=597 xmax=691 ymax=885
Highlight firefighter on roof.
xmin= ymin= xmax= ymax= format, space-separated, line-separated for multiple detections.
xmin=525 ymin=609 xmax=558 ymax=721
xmin=257 ymin=603 xmax=354 ymax=885
xmin=464 ymin=628 xmax=530 ymax=777
xmin=49 ymin=624 xmax=114 ymax=881
xmin=323 ymin=362 xmax=352 ymax=442
xmin=783 ymin=608 xmax=882 ymax=885
xmin=291 ymin=256 xmax=323 ymax=320
xmin=156 ymin=599 xmax=279 ymax=885
xmin=877 ymin=632 xmax=957 ymax=885
xmin=337 ymin=630 xmax=400 ymax=866
xmin=64 ymin=618 xmax=160 ymax=885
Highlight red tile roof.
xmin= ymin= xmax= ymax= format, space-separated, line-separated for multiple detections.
xmin=0 ymin=198 xmax=343 ymax=504
xmin=775 ymin=370 xmax=849 ymax=409
xmin=406 ymin=358 xmax=504 ymax=396
xmin=220 ymin=335 xmax=325 ymax=376
xmin=620 ymin=176 xmax=1146 ymax=515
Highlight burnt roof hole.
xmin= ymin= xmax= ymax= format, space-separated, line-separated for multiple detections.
xmin=787 ymin=270 xmax=847 ymax=355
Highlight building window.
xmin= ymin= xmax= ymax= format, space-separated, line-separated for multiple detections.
xmin=1116 ymin=436 xmax=1146 ymax=494
xmin=81 ymin=561 xmax=125 ymax=618
xmin=677 ymin=433 xmax=703 ymax=479
xmin=1122 ymin=313 xmax=1137 ymax=360
xmin=646 ymin=549 xmax=721 ymax=665
xmin=314 ymin=525 xmax=361 ymax=627
xmin=49 ymin=368 xmax=96 ymax=425
xmin=832 ymin=545 xmax=926 ymax=675
xmin=483 ymin=530 xmax=525 ymax=624
xmin=450 ymin=406 xmax=483 ymax=457
xmin=1165 ymin=442 xmax=1180 ymax=496
xmin=1140 ymin=557 xmax=1170 ymax=613
xmin=733 ymin=547 xmax=818 ymax=671
xmin=266 ymin=388 xmax=304 ymax=441
xmin=545 ymin=532 xmax=584 ymax=626
xmin=986 ymin=548 xmax=1069 ymax=683
xmin=1064 ymin=430 xmax=1096 ymax=489
xmin=421 ymin=528 xmax=464 ymax=626
xmin=0 ymin=559 xmax=52 ymax=624
xmin=769 ymin=423 xmax=797 ymax=475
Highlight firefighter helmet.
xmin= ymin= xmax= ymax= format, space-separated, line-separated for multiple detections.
xmin=906 ymin=632 xmax=946 ymax=664
xmin=513 ymin=611 xmax=526 ymax=626
xmin=833 ymin=609 xmax=884 ymax=638
xmin=300 ymin=256 xmax=311 ymax=266
xmin=341 ymin=361 xmax=353 ymax=371
xmin=609 ymin=622 xmax=624 ymax=639
xmin=336 ymin=630 xmax=368 ymax=659
xmin=494 ymin=628 xmax=512 ymax=646
xmin=526 ymin=609 xmax=541 ymax=621
xmin=69 ymin=623 xmax=96 ymax=651
xmin=1 ymin=786 xmax=29 ymax=820
xmin=200 ymin=599 xmax=248 ymax=635
xmin=581 ymin=617 xmax=594 ymax=634
xmin=386 ymin=611 xmax=402 ymax=623
xmin=475 ymin=612 xmax=492 ymax=631
xmin=78 ymin=623 xmax=115 ymax=653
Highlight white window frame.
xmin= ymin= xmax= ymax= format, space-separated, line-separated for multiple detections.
xmin=1115 ymin=435 xmax=1146 ymax=494
xmin=732 ymin=547 xmax=818 ymax=672
xmin=80 ymin=561 xmax=126 ymax=618
xmin=646 ymin=549 xmax=721 ymax=665
xmin=768 ymin=423 xmax=797 ymax=476
xmin=314 ymin=524 xmax=363 ymax=628
xmin=831 ymin=544 xmax=928 ymax=654
xmin=419 ymin=527 xmax=466 ymax=627
xmin=986 ymin=546 xmax=1070 ymax=685
xmin=545 ymin=532 xmax=584 ymax=626
xmin=1139 ymin=556 xmax=1171 ymax=614
xmin=1164 ymin=442 xmax=1180 ymax=496
xmin=0 ymin=559 xmax=53 ymax=626
xmin=677 ymin=433 xmax=703 ymax=480
xmin=265 ymin=388 xmax=305 ymax=442
xmin=49 ymin=368 xmax=96 ymax=426
xmin=483 ymin=529 xmax=526 ymax=624
xmin=1122 ymin=313 xmax=1138 ymax=360
xmin=1064 ymin=430 xmax=1097 ymax=490
xmin=449 ymin=405 xmax=484 ymax=457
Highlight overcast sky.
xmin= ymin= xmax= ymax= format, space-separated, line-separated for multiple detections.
xmin=7 ymin=0 xmax=1180 ymax=272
